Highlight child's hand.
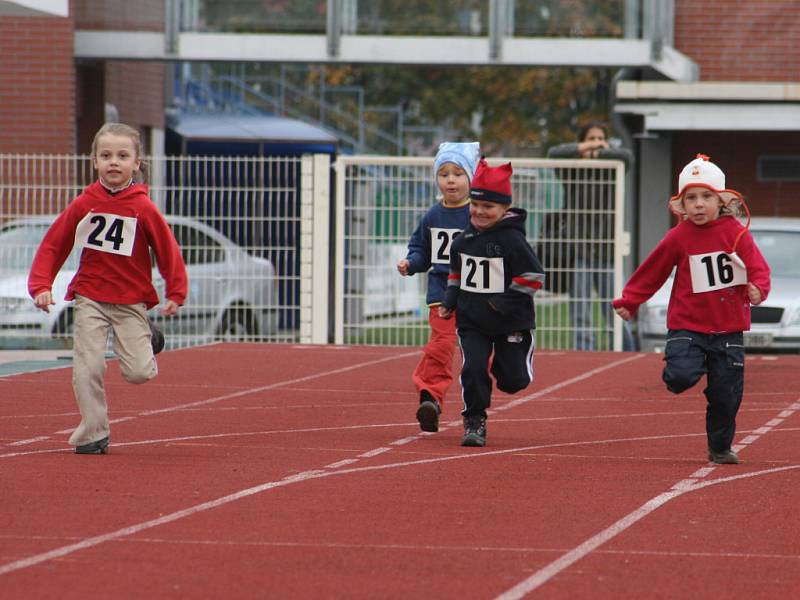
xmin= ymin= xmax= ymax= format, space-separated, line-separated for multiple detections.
xmin=33 ymin=291 xmax=55 ymax=313
xmin=747 ymin=283 xmax=763 ymax=305
xmin=614 ymin=305 xmax=632 ymax=321
xmin=397 ymin=259 xmax=410 ymax=276
xmin=160 ymin=300 xmax=180 ymax=316
xmin=438 ymin=306 xmax=453 ymax=319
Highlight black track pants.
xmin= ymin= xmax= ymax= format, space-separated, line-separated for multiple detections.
xmin=457 ymin=328 xmax=535 ymax=417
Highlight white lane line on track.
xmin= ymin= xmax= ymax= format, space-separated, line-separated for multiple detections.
xmin=6 ymin=436 xmax=50 ymax=446
xmin=493 ymin=354 xmax=646 ymax=414
xmin=2 ymin=425 xmax=799 ymax=577
xmin=5 ymin=351 xmax=639 ymax=450
xmin=6 ymin=350 xmax=420 ymax=447
xmin=0 ymin=353 xmax=776 ymax=576
xmin=2 ymin=533 xmax=799 ymax=561
xmin=493 ymin=399 xmax=800 ymax=599
xmin=358 ymin=447 xmax=391 ymax=458
xmin=323 ymin=459 xmax=359 ymax=469
xmin=138 ymin=351 xmax=420 ymax=416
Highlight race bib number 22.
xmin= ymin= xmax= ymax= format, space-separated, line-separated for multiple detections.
xmin=75 ymin=212 xmax=137 ymax=256
xmin=430 ymin=227 xmax=461 ymax=264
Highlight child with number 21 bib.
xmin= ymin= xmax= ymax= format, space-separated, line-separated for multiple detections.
xmin=613 ymin=155 xmax=770 ymax=464
xmin=28 ymin=123 xmax=188 ymax=455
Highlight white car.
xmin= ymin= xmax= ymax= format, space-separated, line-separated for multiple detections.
xmin=637 ymin=217 xmax=800 ymax=352
xmin=0 ymin=215 xmax=279 ymax=348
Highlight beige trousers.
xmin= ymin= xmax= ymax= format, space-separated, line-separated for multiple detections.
xmin=68 ymin=294 xmax=157 ymax=447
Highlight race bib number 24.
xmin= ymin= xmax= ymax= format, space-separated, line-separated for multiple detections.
xmin=75 ymin=212 xmax=137 ymax=257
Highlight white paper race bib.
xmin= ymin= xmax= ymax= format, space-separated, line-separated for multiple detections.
xmin=689 ymin=250 xmax=747 ymax=293
xmin=459 ymin=253 xmax=505 ymax=293
xmin=75 ymin=212 xmax=137 ymax=257
xmin=430 ymin=227 xmax=461 ymax=264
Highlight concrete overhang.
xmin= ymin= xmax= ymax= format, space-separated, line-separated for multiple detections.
xmin=615 ymin=81 xmax=800 ymax=131
xmin=74 ymin=31 xmax=698 ymax=82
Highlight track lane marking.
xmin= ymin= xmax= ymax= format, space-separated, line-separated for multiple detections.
xmin=3 ymin=350 xmax=419 ymax=447
xmin=2 ymin=354 xmax=791 ymax=578
xmin=493 ymin=399 xmax=800 ymax=599
xmin=2 ymin=429 xmax=798 ymax=577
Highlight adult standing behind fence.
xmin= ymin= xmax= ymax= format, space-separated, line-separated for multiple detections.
xmin=546 ymin=121 xmax=635 ymax=351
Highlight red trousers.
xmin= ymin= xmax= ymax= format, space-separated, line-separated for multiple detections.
xmin=412 ymin=306 xmax=459 ymax=407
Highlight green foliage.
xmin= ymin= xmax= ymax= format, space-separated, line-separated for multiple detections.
xmin=325 ymin=64 xmax=616 ymax=155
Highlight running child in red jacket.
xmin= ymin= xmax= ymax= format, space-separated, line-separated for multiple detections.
xmin=613 ymin=155 xmax=770 ymax=464
xmin=29 ymin=122 xmax=188 ymax=455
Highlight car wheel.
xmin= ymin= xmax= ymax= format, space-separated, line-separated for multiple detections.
xmin=215 ymin=306 xmax=258 ymax=341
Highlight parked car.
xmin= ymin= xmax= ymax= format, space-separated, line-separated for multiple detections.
xmin=0 ymin=215 xmax=279 ymax=347
xmin=637 ymin=217 xmax=800 ymax=352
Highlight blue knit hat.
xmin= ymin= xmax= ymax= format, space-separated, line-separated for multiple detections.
xmin=433 ymin=141 xmax=480 ymax=182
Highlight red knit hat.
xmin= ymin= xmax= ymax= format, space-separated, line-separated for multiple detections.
xmin=469 ymin=158 xmax=513 ymax=204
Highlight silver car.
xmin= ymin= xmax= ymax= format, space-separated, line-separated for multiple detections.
xmin=0 ymin=215 xmax=279 ymax=348
xmin=637 ymin=217 xmax=800 ymax=352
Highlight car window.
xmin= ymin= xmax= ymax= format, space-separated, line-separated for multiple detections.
xmin=0 ymin=223 xmax=79 ymax=270
xmin=751 ymin=230 xmax=800 ymax=278
xmin=170 ymin=223 xmax=225 ymax=265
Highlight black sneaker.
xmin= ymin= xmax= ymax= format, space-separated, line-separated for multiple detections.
xmin=75 ymin=436 xmax=109 ymax=455
xmin=461 ymin=415 xmax=487 ymax=447
xmin=708 ymin=448 xmax=739 ymax=464
xmin=149 ymin=318 xmax=165 ymax=355
xmin=416 ymin=391 xmax=441 ymax=432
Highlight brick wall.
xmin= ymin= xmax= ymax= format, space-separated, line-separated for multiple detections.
xmin=672 ymin=132 xmax=800 ymax=217
xmin=74 ymin=0 xmax=164 ymax=31
xmin=0 ymin=15 xmax=76 ymax=153
xmin=105 ymin=61 xmax=166 ymax=131
xmin=674 ymin=0 xmax=800 ymax=81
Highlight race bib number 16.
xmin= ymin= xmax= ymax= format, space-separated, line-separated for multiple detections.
xmin=75 ymin=212 xmax=137 ymax=257
xmin=689 ymin=251 xmax=747 ymax=293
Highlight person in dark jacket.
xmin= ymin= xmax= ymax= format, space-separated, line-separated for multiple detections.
xmin=440 ymin=159 xmax=545 ymax=447
xmin=547 ymin=121 xmax=634 ymax=350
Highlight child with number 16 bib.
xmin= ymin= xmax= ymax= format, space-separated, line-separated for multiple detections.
xmin=397 ymin=141 xmax=480 ymax=433
xmin=613 ymin=155 xmax=770 ymax=464
xmin=28 ymin=123 xmax=188 ymax=455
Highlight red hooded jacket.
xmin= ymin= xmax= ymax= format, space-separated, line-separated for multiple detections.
xmin=29 ymin=181 xmax=187 ymax=309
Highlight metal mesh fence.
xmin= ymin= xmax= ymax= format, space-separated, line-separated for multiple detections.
xmin=334 ymin=156 xmax=628 ymax=351
xmin=0 ymin=153 xmax=307 ymax=350
xmin=1 ymin=152 xmax=627 ymax=352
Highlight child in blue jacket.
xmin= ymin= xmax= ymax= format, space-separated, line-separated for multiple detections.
xmin=397 ymin=141 xmax=480 ymax=432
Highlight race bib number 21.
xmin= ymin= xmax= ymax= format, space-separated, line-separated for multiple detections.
xmin=459 ymin=253 xmax=505 ymax=293
xmin=75 ymin=212 xmax=137 ymax=257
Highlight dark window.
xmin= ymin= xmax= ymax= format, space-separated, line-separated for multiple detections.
xmin=757 ymin=155 xmax=800 ymax=182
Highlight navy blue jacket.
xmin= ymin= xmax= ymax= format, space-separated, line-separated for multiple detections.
xmin=443 ymin=208 xmax=545 ymax=335
xmin=404 ymin=199 xmax=470 ymax=305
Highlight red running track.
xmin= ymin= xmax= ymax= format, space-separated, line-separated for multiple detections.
xmin=1 ymin=343 xmax=799 ymax=598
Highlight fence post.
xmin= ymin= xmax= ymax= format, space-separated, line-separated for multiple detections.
xmin=299 ymin=154 xmax=331 ymax=344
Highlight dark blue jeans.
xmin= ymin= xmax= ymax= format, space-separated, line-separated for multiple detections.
xmin=662 ymin=329 xmax=745 ymax=452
